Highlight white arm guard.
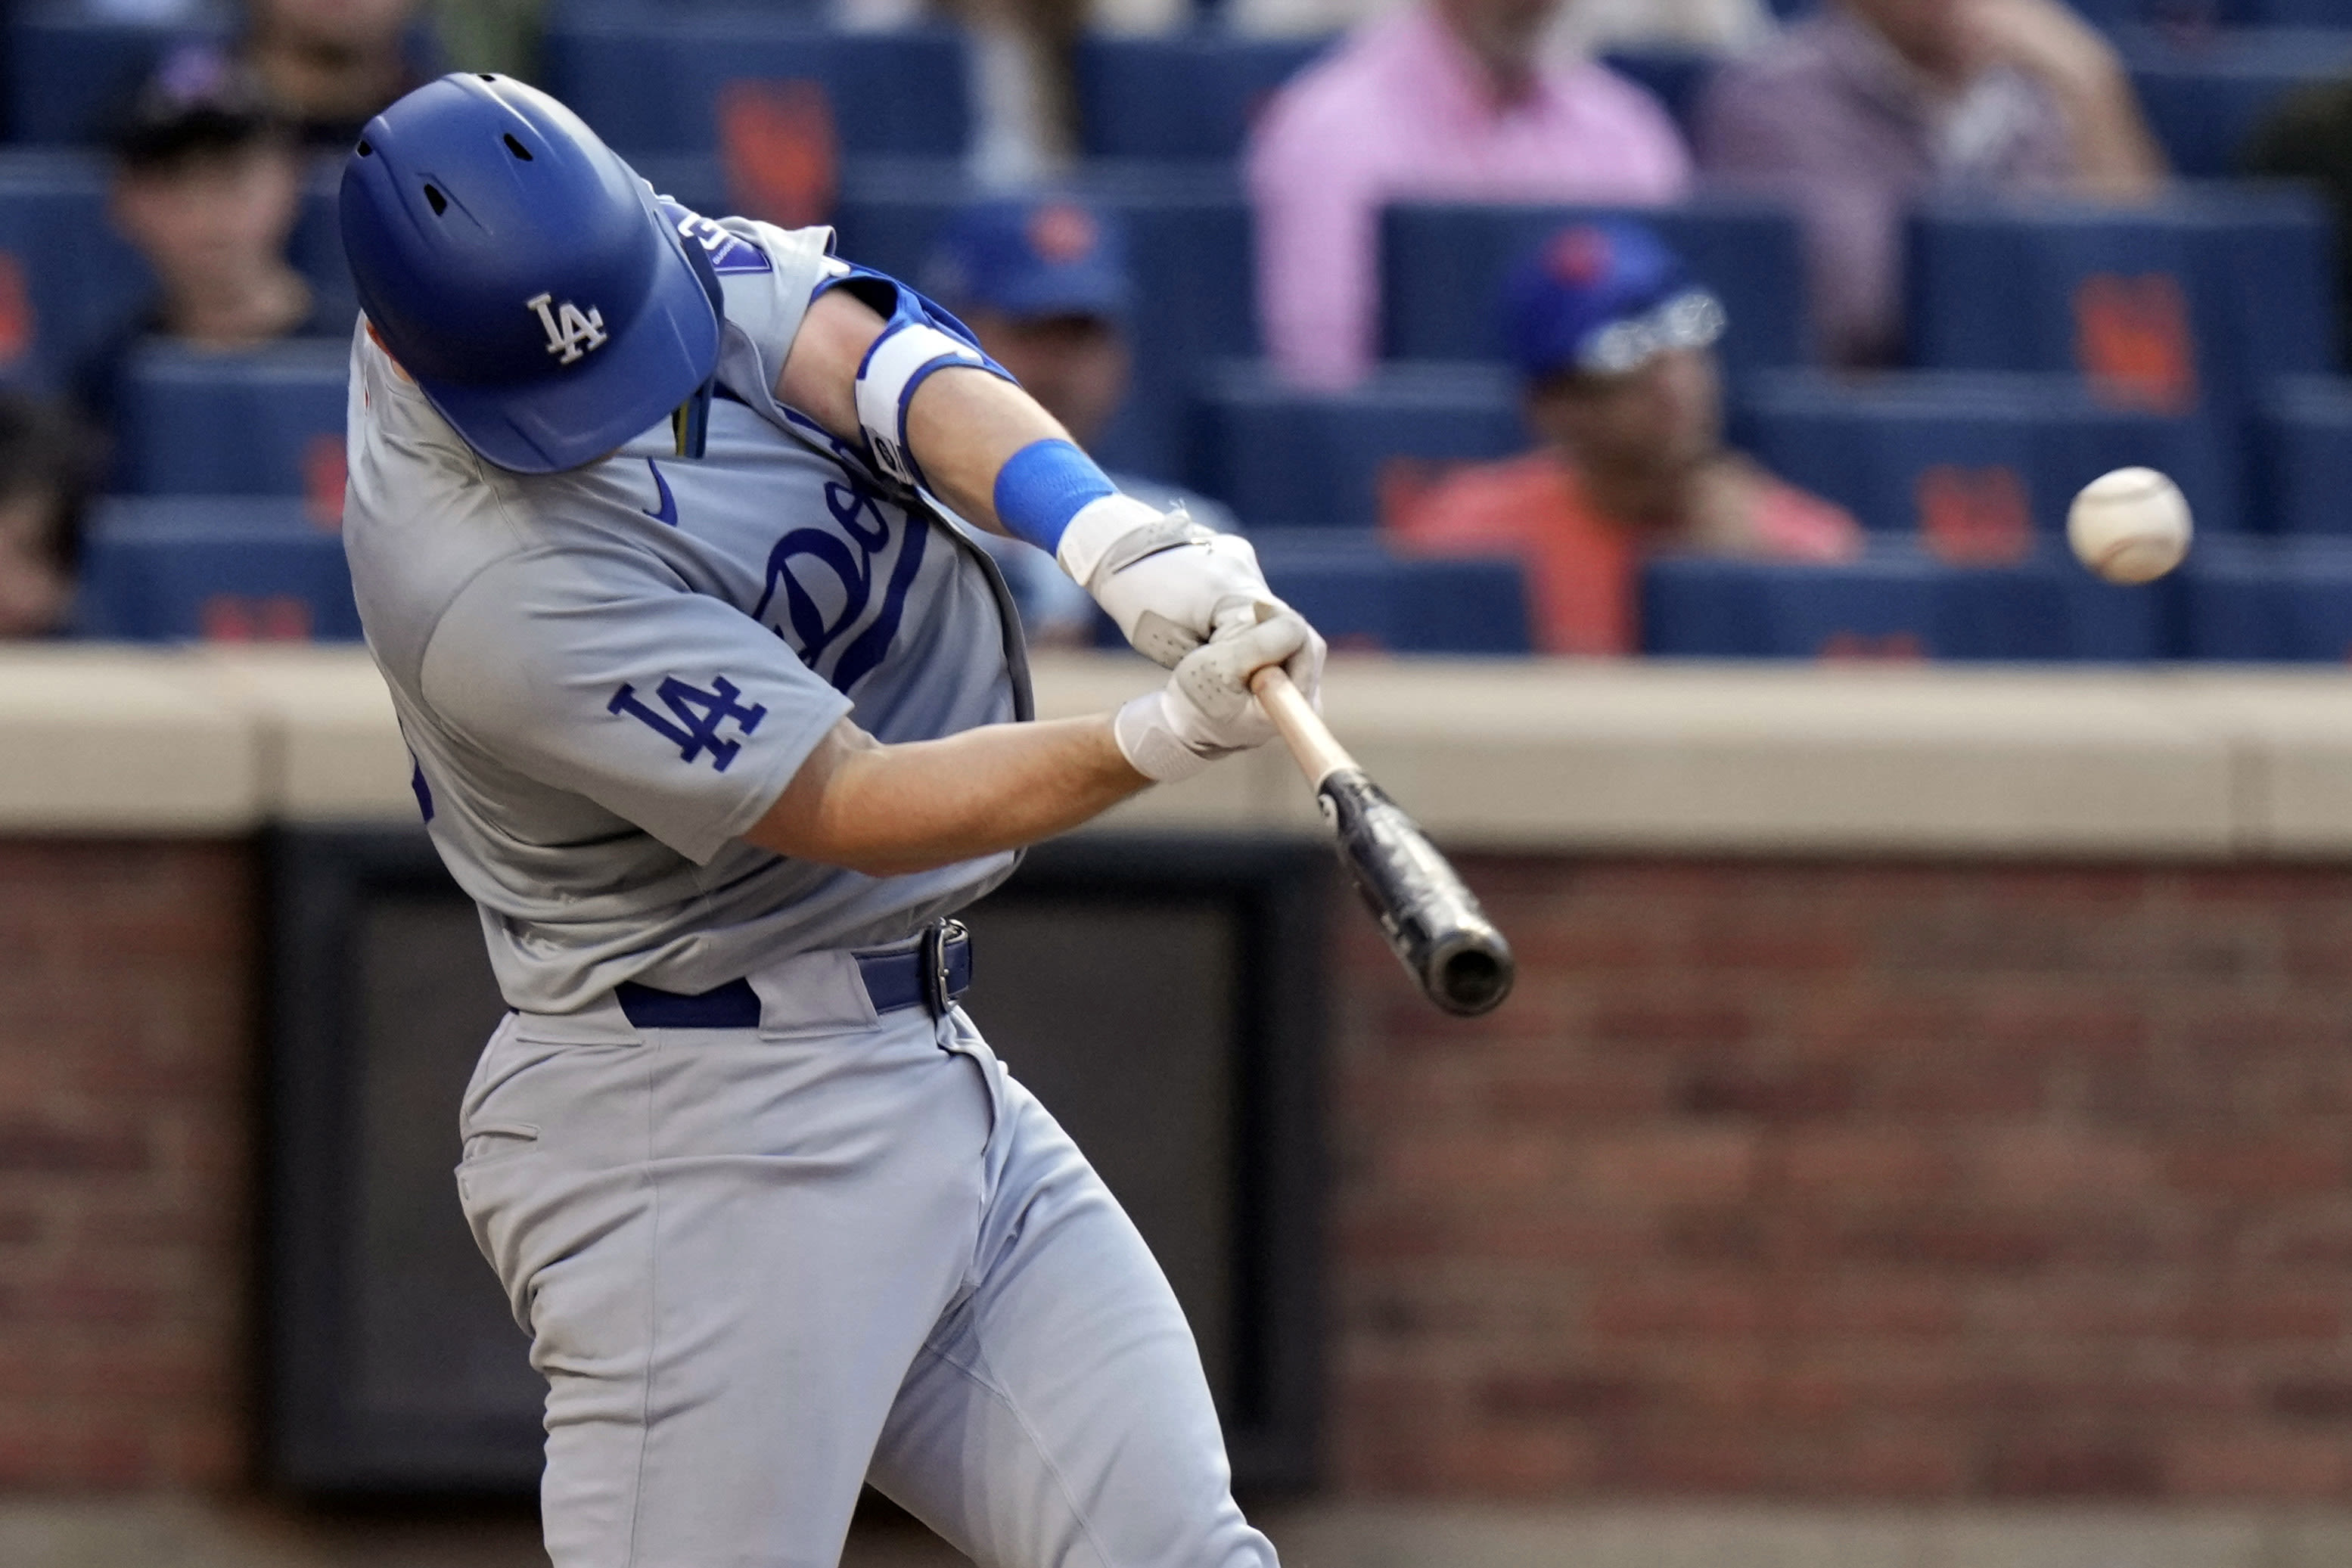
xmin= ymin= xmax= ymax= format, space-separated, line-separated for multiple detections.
xmin=852 ymin=318 xmax=990 ymax=490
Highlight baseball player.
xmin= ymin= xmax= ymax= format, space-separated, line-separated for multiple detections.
xmin=337 ymin=75 xmax=1322 ymax=1568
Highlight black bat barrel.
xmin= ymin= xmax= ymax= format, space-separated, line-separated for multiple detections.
xmin=1316 ymin=768 xmax=1515 ymax=1017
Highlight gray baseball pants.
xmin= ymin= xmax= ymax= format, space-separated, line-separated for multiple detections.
xmin=455 ymin=945 xmax=1277 ymax=1568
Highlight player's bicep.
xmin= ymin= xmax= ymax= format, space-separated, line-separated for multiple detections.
xmin=421 ymin=557 xmax=851 ymax=863
xmin=775 ymin=285 xmax=885 ymax=445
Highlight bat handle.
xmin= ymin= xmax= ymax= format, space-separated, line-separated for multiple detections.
xmin=1251 ymin=666 xmax=1353 ymax=787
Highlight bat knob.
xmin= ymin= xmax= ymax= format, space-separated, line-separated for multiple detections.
xmin=1424 ymin=924 xmax=1515 ymax=1017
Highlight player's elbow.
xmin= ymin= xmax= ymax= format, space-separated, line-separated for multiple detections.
xmin=740 ymin=722 xmax=963 ymax=876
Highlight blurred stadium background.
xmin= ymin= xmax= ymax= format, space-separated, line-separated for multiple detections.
xmin=10 ymin=0 xmax=2352 ymax=1563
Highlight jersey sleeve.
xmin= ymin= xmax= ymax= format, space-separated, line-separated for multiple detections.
xmin=418 ymin=544 xmax=853 ymax=865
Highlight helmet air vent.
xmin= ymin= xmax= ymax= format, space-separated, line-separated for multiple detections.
xmin=356 ymin=139 xmax=372 ymax=157
xmin=423 ymin=184 xmax=448 ymax=216
xmin=504 ymin=134 xmax=533 ymax=161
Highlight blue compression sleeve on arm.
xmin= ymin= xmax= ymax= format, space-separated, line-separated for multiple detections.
xmin=992 ymin=438 xmax=1117 ymax=554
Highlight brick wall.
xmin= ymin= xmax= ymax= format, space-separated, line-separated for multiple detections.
xmin=0 ymin=843 xmax=253 ymax=1487
xmin=5 ymin=839 xmax=2350 ymax=1504
xmin=1332 ymin=858 xmax=2352 ymax=1501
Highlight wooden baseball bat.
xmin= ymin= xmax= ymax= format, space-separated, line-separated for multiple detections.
xmin=1251 ymin=667 xmax=1515 ymax=1017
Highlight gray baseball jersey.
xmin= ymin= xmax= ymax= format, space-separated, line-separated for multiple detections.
xmin=344 ymin=209 xmax=1029 ymax=1015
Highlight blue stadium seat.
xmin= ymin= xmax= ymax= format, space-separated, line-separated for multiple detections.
xmin=1250 ymin=532 xmax=1532 ymax=653
xmin=2180 ymin=536 xmax=2352 ymax=658
xmin=1380 ymin=197 xmax=1808 ymax=371
xmin=539 ymin=15 xmax=968 ymax=156
xmin=2260 ymin=376 xmax=2352 ymax=533
xmin=76 ymin=499 xmax=360 ymax=643
xmin=0 ymin=150 xmax=148 ymax=390
xmin=1738 ymin=370 xmax=2239 ymax=538
xmin=1906 ymin=187 xmax=2337 ymax=411
xmin=1641 ymin=545 xmax=2170 ymax=661
xmin=1188 ymin=362 xmax=1521 ymax=529
xmin=832 ymin=160 xmax=1254 ymax=482
xmin=114 ymin=338 xmax=347 ymax=496
xmin=6 ymin=3 xmax=229 ymax=144
xmin=2117 ymin=26 xmax=2352 ymax=177
xmin=1073 ymin=34 xmax=1329 ymax=160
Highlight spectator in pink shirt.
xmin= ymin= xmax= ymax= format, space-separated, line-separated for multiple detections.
xmin=1244 ymin=0 xmax=1692 ymax=390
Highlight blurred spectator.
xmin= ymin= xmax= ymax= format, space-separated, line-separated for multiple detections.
xmin=838 ymin=0 xmax=1185 ymax=185
xmin=242 ymin=0 xmax=430 ymax=149
xmin=2243 ymin=83 xmax=2352 ymax=368
xmin=1386 ymin=220 xmax=1860 ymax=656
xmin=1698 ymin=0 xmax=2165 ymax=367
xmin=0 ymin=395 xmax=98 ymax=640
xmin=78 ymin=46 xmax=345 ymax=434
xmin=1245 ymin=0 xmax=1691 ymax=390
xmin=926 ymin=195 xmax=1237 ymax=645
xmin=428 ymin=0 xmax=542 ymax=80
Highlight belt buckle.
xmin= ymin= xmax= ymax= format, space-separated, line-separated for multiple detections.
xmin=919 ymin=918 xmax=966 ymax=1017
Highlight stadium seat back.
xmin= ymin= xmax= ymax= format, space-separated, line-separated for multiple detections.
xmin=2260 ymin=375 xmax=2352 ymax=533
xmin=1642 ymin=547 xmax=2168 ymax=661
xmin=1188 ymin=363 xmax=1521 ymax=529
xmin=0 ymin=151 xmax=151 ymax=391
xmin=1381 ymin=198 xmax=1807 ymax=372
xmin=7 ymin=4 xmax=230 ymax=144
xmin=1252 ymin=538 xmax=1532 ymax=653
xmin=2180 ymin=536 xmax=2352 ymax=659
xmin=1074 ymin=35 xmax=1330 ymax=160
xmin=2118 ymin=26 xmax=2352 ymax=178
xmin=540 ymin=17 xmax=968 ymax=157
xmin=1642 ymin=553 xmax=1941 ymax=659
xmin=1908 ymin=188 xmax=2335 ymax=408
xmin=76 ymin=502 xmax=359 ymax=642
xmin=116 ymin=339 xmax=349 ymax=503
xmin=1738 ymin=370 xmax=2239 ymax=541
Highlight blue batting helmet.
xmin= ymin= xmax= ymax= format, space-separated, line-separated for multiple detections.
xmin=340 ymin=74 xmax=722 ymax=474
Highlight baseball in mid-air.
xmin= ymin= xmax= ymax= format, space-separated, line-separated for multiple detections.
xmin=2068 ymin=467 xmax=2192 ymax=585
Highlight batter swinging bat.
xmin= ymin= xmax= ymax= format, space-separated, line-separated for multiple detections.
xmin=1251 ymin=668 xmax=1515 ymax=1017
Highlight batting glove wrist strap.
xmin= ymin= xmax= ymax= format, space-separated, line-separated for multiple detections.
xmin=1114 ymin=691 xmax=1218 ymax=784
xmin=1055 ymin=492 xmax=1183 ymax=588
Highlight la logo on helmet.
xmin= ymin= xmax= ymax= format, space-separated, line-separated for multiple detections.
xmin=527 ymin=292 xmax=608 ymax=365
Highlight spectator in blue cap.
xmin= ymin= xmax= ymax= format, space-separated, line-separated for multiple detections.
xmin=925 ymin=195 xmax=1235 ymax=644
xmin=1387 ymin=218 xmax=1858 ymax=656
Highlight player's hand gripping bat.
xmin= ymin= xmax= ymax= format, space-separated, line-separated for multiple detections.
xmin=1250 ymin=668 xmax=1515 ymax=1017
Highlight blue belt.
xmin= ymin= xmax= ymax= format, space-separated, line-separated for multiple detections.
xmin=615 ymin=921 xmax=971 ymax=1029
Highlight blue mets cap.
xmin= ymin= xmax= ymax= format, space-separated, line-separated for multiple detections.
xmin=1502 ymin=219 xmax=1726 ymax=380
xmin=923 ymin=197 xmax=1133 ymax=321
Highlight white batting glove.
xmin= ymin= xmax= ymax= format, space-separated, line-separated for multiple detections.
xmin=1113 ymin=607 xmax=1315 ymax=783
xmin=1058 ymin=498 xmax=1322 ymax=701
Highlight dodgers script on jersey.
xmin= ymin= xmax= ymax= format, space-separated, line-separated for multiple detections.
xmin=343 ymin=207 xmax=1027 ymax=1014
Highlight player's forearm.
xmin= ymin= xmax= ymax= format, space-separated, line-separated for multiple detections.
xmin=743 ymin=716 xmax=1150 ymax=875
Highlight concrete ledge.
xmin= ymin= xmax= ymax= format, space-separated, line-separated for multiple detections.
xmin=3 ymin=647 xmax=2351 ymax=859
xmin=0 ymin=647 xmax=256 ymax=833
xmin=1261 ymin=1504 xmax=2352 ymax=1568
